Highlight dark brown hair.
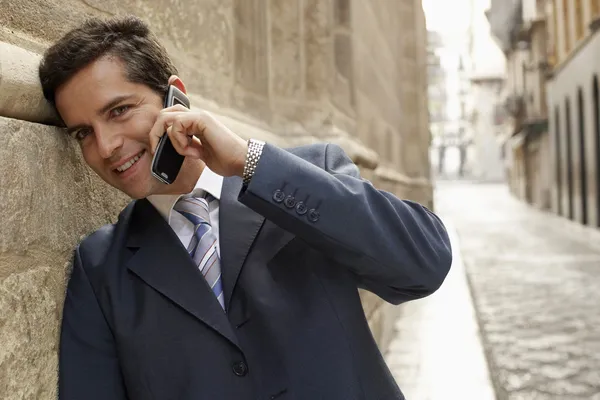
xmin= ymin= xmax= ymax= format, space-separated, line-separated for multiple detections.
xmin=39 ymin=15 xmax=178 ymax=107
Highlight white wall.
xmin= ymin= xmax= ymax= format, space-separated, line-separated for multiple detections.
xmin=471 ymin=81 xmax=507 ymax=181
xmin=522 ymin=0 xmax=538 ymax=23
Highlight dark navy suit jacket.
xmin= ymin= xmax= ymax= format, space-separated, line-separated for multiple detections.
xmin=59 ymin=143 xmax=452 ymax=400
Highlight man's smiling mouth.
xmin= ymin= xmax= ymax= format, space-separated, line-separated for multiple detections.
xmin=115 ymin=150 xmax=145 ymax=173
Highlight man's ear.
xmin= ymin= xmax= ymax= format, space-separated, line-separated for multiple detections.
xmin=168 ymin=75 xmax=187 ymax=94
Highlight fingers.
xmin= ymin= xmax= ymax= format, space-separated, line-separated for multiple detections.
xmin=149 ymin=105 xmax=189 ymax=153
xmin=168 ymin=114 xmax=200 ymax=155
xmin=162 ymin=104 xmax=189 ymax=113
xmin=149 ymin=110 xmax=191 ymax=154
xmin=149 ymin=109 xmax=211 ymax=160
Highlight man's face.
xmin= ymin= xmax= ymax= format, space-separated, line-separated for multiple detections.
xmin=55 ymin=56 xmax=165 ymax=199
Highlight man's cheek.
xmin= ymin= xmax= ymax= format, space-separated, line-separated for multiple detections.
xmin=81 ymin=153 xmax=105 ymax=177
xmin=81 ymin=148 xmax=96 ymax=168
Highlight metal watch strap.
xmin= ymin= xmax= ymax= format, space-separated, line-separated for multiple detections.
xmin=242 ymin=139 xmax=265 ymax=186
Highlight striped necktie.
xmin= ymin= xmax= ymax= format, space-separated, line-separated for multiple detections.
xmin=173 ymin=195 xmax=225 ymax=310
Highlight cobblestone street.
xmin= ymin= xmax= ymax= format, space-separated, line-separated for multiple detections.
xmin=434 ymin=182 xmax=600 ymax=399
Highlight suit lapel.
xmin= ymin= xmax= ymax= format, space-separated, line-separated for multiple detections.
xmin=125 ymin=199 xmax=240 ymax=349
xmin=219 ymin=177 xmax=266 ymax=308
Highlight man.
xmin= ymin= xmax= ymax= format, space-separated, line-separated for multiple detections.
xmin=39 ymin=16 xmax=452 ymax=400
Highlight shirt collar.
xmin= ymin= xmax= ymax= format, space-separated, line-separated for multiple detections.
xmin=147 ymin=167 xmax=224 ymax=222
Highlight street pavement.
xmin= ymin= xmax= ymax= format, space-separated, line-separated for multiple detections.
xmin=386 ymin=181 xmax=600 ymax=399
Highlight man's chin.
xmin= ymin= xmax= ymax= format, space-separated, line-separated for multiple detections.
xmin=103 ymin=172 xmax=161 ymax=199
xmin=114 ymin=183 xmax=151 ymax=200
xmin=123 ymin=179 xmax=165 ymax=200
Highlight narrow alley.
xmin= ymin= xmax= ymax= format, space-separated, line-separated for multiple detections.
xmin=387 ymin=181 xmax=600 ymax=400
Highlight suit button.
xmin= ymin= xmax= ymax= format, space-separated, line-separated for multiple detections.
xmin=307 ymin=209 xmax=320 ymax=222
xmin=284 ymin=195 xmax=296 ymax=208
xmin=273 ymin=190 xmax=285 ymax=203
xmin=295 ymin=201 xmax=307 ymax=215
xmin=232 ymin=361 xmax=248 ymax=377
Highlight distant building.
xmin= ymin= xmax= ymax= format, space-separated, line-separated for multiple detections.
xmin=487 ymin=0 xmax=552 ymax=209
xmin=427 ymin=30 xmax=450 ymax=175
xmin=470 ymin=73 xmax=507 ymax=182
xmin=468 ymin=0 xmax=508 ymax=183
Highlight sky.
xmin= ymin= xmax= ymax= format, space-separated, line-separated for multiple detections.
xmin=422 ymin=0 xmax=478 ymax=36
xmin=422 ymin=0 xmax=504 ymax=76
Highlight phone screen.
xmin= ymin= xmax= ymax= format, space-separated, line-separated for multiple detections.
xmin=153 ymin=133 xmax=185 ymax=184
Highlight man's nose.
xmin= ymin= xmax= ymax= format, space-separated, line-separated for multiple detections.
xmin=96 ymin=129 xmax=123 ymax=159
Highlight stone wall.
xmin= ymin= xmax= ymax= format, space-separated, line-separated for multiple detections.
xmin=0 ymin=0 xmax=432 ymax=398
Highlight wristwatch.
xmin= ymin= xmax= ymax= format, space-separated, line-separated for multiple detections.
xmin=242 ymin=139 xmax=265 ymax=186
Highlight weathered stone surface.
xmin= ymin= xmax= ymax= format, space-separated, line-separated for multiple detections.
xmin=0 ymin=117 xmax=127 ymax=399
xmin=0 ymin=42 xmax=59 ymax=126
xmin=0 ymin=265 xmax=64 ymax=400
xmin=269 ymin=0 xmax=303 ymax=99
xmin=0 ymin=0 xmax=235 ymax=106
xmin=303 ymin=0 xmax=333 ymax=102
xmin=0 ymin=117 xmax=128 ymax=255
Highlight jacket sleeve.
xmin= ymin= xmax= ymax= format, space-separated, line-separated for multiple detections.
xmin=59 ymin=246 xmax=129 ymax=400
xmin=238 ymin=143 xmax=452 ymax=305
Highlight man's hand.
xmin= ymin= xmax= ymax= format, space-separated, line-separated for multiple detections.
xmin=149 ymin=105 xmax=248 ymax=177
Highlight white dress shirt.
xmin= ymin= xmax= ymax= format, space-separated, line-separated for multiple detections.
xmin=147 ymin=167 xmax=224 ymax=256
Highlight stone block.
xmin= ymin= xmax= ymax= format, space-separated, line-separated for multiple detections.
xmin=0 ymin=117 xmax=127 ymax=399
xmin=269 ymin=0 xmax=303 ymax=99
xmin=0 ymin=117 xmax=128 ymax=255
xmin=0 ymin=42 xmax=59 ymax=126
xmin=0 ymin=265 xmax=64 ymax=400
xmin=303 ymin=0 xmax=333 ymax=102
xmin=0 ymin=0 xmax=236 ymax=107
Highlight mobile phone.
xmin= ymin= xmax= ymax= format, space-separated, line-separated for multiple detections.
xmin=150 ymin=85 xmax=191 ymax=184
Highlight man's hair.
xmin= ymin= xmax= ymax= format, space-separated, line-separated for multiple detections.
xmin=39 ymin=15 xmax=178 ymax=106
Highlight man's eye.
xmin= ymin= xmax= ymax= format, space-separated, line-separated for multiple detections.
xmin=110 ymin=105 xmax=130 ymax=118
xmin=73 ymin=129 xmax=91 ymax=141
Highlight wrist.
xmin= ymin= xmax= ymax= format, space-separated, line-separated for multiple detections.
xmin=235 ymin=140 xmax=249 ymax=177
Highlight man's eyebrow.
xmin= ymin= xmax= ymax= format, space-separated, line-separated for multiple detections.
xmin=97 ymin=94 xmax=136 ymax=115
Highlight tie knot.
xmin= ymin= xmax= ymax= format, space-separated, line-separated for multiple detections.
xmin=173 ymin=196 xmax=211 ymax=226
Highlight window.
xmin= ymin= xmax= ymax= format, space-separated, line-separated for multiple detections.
xmin=334 ymin=0 xmax=350 ymax=27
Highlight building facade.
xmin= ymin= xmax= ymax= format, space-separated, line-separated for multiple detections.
xmin=468 ymin=0 xmax=508 ymax=183
xmin=487 ymin=0 xmax=552 ymax=208
xmin=469 ymin=74 xmax=507 ymax=182
xmin=0 ymin=1 xmax=432 ymax=397
xmin=546 ymin=0 xmax=600 ymax=226
xmin=489 ymin=0 xmax=600 ymax=221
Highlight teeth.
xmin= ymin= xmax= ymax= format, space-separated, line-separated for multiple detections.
xmin=117 ymin=152 xmax=143 ymax=173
